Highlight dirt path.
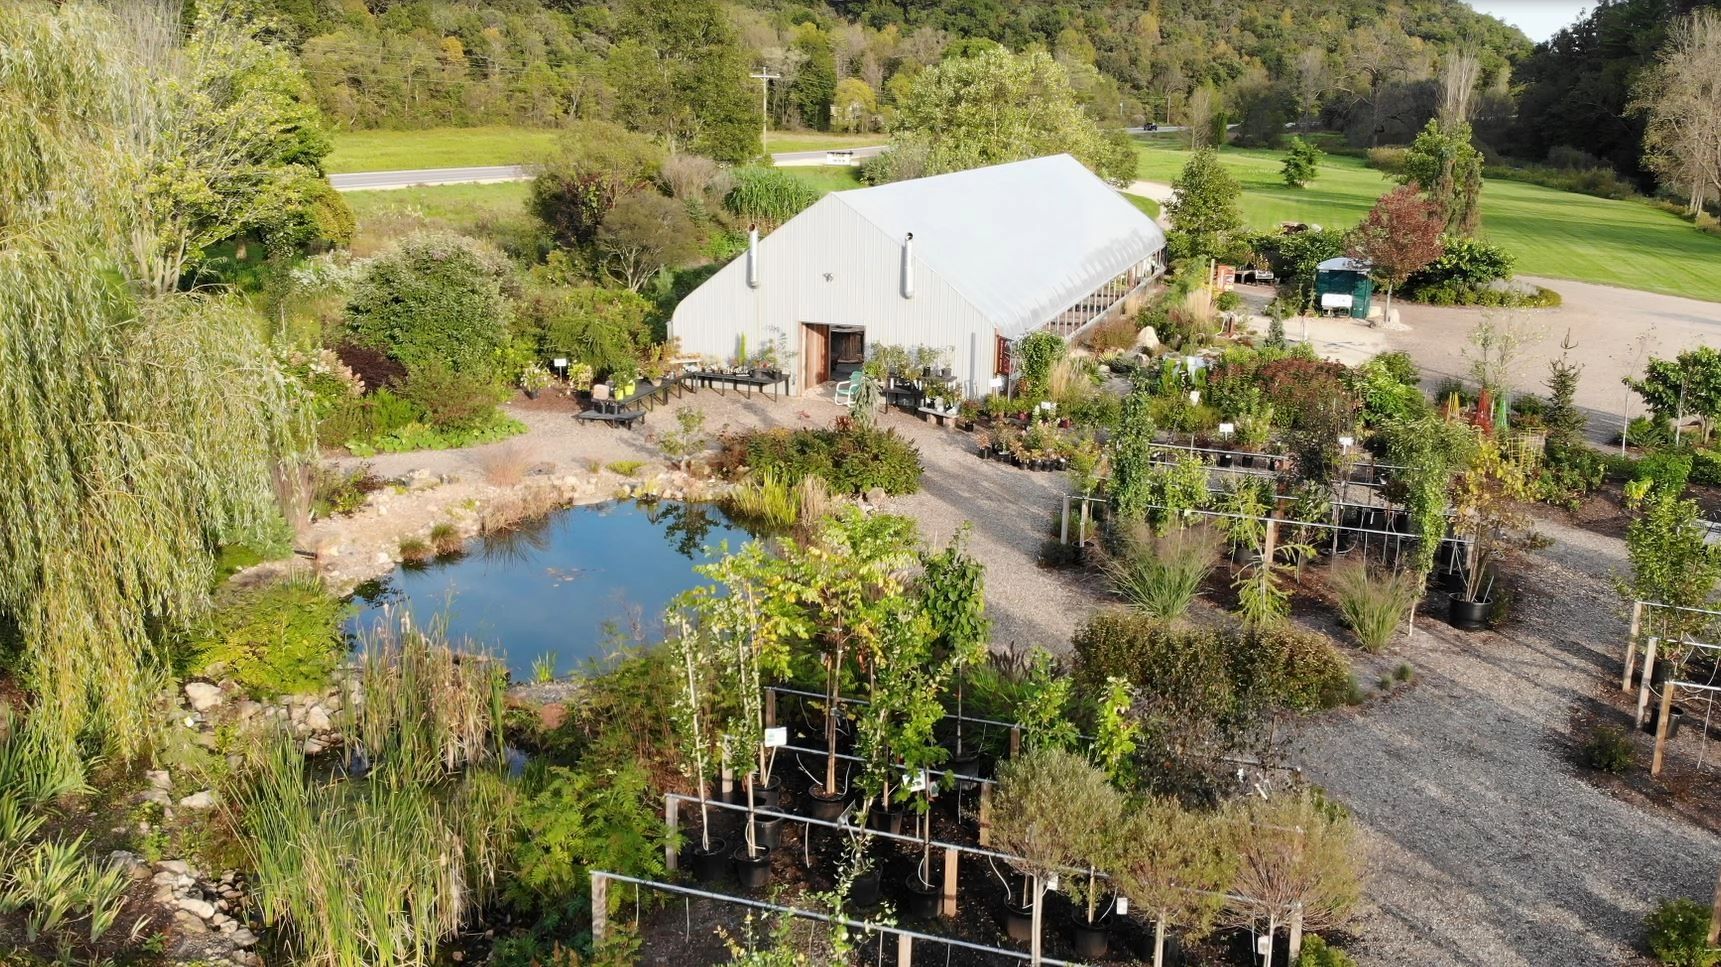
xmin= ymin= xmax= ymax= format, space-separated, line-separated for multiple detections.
xmin=1298 ymin=513 xmax=1720 ymax=965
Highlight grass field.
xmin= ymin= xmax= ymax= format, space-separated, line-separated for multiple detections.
xmin=782 ymin=165 xmax=867 ymax=194
xmin=325 ymin=126 xmax=562 ymax=173
xmin=765 ymin=131 xmax=886 ymax=154
xmin=1134 ymin=144 xmax=1721 ymax=303
xmin=327 ymin=126 xmax=882 ymax=173
xmin=343 ymin=182 xmax=533 ymax=255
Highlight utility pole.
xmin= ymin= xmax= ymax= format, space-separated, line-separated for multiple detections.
xmin=750 ymin=69 xmax=780 ymax=153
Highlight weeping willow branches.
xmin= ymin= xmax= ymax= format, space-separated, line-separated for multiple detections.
xmin=0 ymin=2 xmax=311 ymax=754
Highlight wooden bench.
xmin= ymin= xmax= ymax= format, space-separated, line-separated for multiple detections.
xmin=575 ymin=409 xmax=644 ymax=430
xmin=916 ymin=406 xmax=956 ymax=428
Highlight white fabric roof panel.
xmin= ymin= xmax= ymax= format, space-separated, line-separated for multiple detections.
xmin=831 ymin=154 xmax=1166 ymax=341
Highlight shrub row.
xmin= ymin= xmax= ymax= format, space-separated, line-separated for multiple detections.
xmin=718 ymin=425 xmax=923 ymax=496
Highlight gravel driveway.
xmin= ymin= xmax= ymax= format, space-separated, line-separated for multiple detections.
xmin=1299 ymin=514 xmax=1721 ymax=965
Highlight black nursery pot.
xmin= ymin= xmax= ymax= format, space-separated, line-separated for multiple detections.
xmin=732 ymin=843 xmax=773 ymax=890
xmin=1001 ymin=901 xmax=1034 ymax=943
xmin=850 ymin=868 xmax=882 ymax=907
xmin=691 ymin=836 xmax=729 ymax=884
xmin=805 ymin=786 xmax=849 ymax=822
xmin=1069 ymin=911 xmax=1111 ymax=960
xmin=1643 ymin=705 xmax=1687 ymax=738
xmin=1446 ymin=593 xmax=1492 ymax=631
xmin=748 ymin=813 xmax=785 ymax=850
xmin=902 ymin=873 xmax=942 ymax=919
xmin=750 ymin=776 xmax=782 ymax=809
xmin=868 ymin=806 xmax=905 ymax=836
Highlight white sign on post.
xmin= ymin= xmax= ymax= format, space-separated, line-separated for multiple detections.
xmin=763 ymin=727 xmax=788 ymax=748
xmin=552 ymin=357 xmax=569 ymax=368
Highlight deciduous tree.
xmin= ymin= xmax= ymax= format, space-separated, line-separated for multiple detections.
xmin=530 ymin=121 xmax=666 ymax=249
xmin=1166 ymin=150 xmax=1244 ymax=267
xmin=1633 ymin=9 xmax=1721 ymax=215
xmin=1347 ymin=186 xmax=1444 ymax=317
xmin=597 ymin=191 xmax=701 ymax=291
xmin=887 ymin=46 xmax=1135 ymax=185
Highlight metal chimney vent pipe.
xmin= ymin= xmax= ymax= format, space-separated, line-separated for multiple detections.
xmin=901 ymin=232 xmax=914 ymax=299
xmin=746 ymin=225 xmax=760 ymax=288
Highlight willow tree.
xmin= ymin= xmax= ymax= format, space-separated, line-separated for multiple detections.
xmin=0 ymin=3 xmax=310 ymax=755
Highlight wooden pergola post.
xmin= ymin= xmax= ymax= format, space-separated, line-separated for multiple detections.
xmin=940 ymin=847 xmax=959 ymax=917
xmin=1623 ymin=601 xmax=1645 ymax=693
xmin=896 ymin=933 xmax=914 ymax=966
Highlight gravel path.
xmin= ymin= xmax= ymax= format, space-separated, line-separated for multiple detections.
xmin=1299 ymin=513 xmax=1721 ymax=965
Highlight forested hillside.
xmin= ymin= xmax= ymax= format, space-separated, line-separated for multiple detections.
xmin=219 ymin=0 xmax=1529 ymax=153
xmin=1512 ymin=0 xmax=1719 ymax=188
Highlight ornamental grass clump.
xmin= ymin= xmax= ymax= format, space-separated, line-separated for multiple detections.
xmin=232 ymin=624 xmax=514 ymax=967
xmin=1329 ymin=563 xmax=1423 ymax=652
xmin=1104 ymin=522 xmax=1224 ymax=620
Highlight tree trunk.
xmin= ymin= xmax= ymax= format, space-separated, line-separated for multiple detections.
xmin=1030 ymin=877 xmax=1045 ymax=966
xmin=1154 ymin=915 xmax=1167 ymax=967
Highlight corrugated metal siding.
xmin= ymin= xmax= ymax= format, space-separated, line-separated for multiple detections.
xmin=670 ymin=196 xmax=998 ymax=397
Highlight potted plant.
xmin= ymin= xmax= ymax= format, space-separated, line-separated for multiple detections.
xmin=992 ymin=748 xmax=1124 ymax=965
xmin=1447 ymin=435 xmax=1528 ymax=630
xmin=666 ymin=611 xmax=726 ymax=883
xmin=566 ymin=362 xmax=594 ymax=394
xmin=611 ymin=360 xmax=640 ymax=400
xmin=519 ymin=362 xmax=551 ymax=400
xmin=1115 ymin=798 xmax=1235 ymax=967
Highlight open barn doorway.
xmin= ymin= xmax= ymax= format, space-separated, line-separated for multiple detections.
xmin=800 ymin=324 xmax=866 ymax=393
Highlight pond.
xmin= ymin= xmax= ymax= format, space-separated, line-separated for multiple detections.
xmin=349 ymin=500 xmax=757 ymax=681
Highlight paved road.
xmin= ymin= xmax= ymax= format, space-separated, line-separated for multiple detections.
xmin=329 ymin=165 xmax=531 ymax=191
xmin=330 ymin=145 xmax=890 ymax=190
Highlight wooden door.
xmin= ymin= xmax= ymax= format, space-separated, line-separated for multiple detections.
xmin=801 ymin=323 xmax=829 ymax=390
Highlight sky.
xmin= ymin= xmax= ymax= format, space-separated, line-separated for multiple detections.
xmin=1464 ymin=1 xmax=1589 ymax=42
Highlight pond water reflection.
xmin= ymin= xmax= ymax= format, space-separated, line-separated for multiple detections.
xmin=349 ymin=501 xmax=756 ymax=680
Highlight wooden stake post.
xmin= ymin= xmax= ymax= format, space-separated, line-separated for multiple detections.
xmin=591 ymin=872 xmax=609 ymax=946
xmin=1709 ymin=865 xmax=1721 ymax=946
xmin=664 ymin=797 xmax=680 ymax=872
xmin=1652 ymin=680 xmax=1678 ymax=776
xmin=1623 ymin=601 xmax=1644 ymax=693
xmin=1636 ymin=638 xmax=1660 ymax=729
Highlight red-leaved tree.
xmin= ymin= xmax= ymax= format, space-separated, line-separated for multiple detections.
xmin=1348 ymin=185 xmax=1445 ymax=318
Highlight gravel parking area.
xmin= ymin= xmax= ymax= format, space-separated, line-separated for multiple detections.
xmin=1299 ymin=513 xmax=1721 ymax=965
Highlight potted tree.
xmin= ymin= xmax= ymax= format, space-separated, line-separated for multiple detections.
xmin=1060 ymin=769 xmax=1127 ymax=959
xmin=790 ymin=512 xmax=923 ymax=822
xmin=991 ymin=748 xmax=1122 ymax=966
xmin=1116 ymin=797 xmax=1236 ymax=967
xmin=919 ymin=530 xmax=990 ymax=784
xmin=1224 ymin=790 xmax=1361 ymax=967
xmin=1447 ymin=434 xmax=1528 ymax=630
xmin=666 ymin=611 xmax=726 ymax=883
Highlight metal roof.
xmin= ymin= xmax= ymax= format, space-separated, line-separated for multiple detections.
xmin=831 ymin=154 xmax=1166 ymax=341
xmin=1317 ymin=256 xmax=1372 ymax=272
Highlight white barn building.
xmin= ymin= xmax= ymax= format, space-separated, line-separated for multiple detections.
xmin=669 ymin=153 xmax=1167 ymax=398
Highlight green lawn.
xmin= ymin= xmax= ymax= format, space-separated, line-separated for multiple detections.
xmin=765 ymin=131 xmax=886 ymax=154
xmin=343 ymin=182 xmax=533 ymax=253
xmin=1120 ymin=192 xmax=1161 ymax=219
xmin=782 ymin=165 xmax=867 ymax=194
xmin=1135 ymin=144 xmax=1721 ymax=303
xmin=326 ymin=126 xmax=562 ymax=173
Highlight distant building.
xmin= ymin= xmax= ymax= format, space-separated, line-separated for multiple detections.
xmin=669 ymin=154 xmax=1167 ymax=397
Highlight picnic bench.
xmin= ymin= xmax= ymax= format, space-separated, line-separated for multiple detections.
xmin=574 ymin=408 xmax=644 ymax=430
xmin=687 ymin=370 xmax=790 ymax=400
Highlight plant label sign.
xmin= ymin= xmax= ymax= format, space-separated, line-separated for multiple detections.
xmin=1115 ymin=896 xmax=1129 ymax=915
xmin=763 ymin=727 xmax=788 ymax=748
xmin=905 ymin=769 xmax=928 ymax=793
